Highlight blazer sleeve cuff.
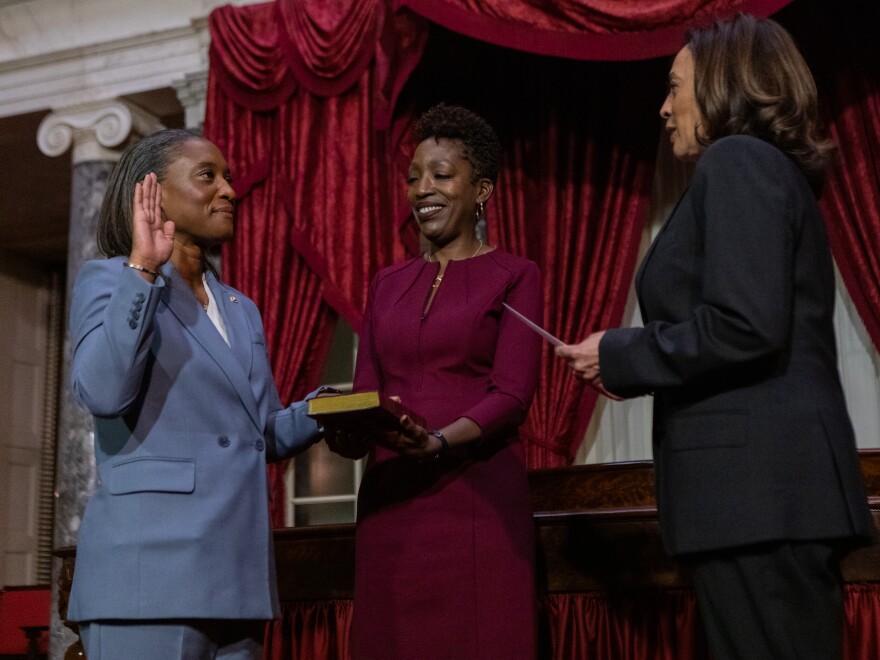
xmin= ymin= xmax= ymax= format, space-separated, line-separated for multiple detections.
xmin=266 ymin=397 xmax=324 ymax=461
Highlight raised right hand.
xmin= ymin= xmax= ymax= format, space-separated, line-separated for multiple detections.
xmin=128 ymin=172 xmax=174 ymax=274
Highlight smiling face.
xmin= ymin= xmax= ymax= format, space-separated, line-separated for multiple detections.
xmin=660 ymin=46 xmax=705 ymax=162
xmin=159 ymin=138 xmax=236 ymax=248
xmin=407 ymin=137 xmax=493 ymax=249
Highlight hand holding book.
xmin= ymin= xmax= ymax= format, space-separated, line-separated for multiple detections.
xmin=311 ymin=391 xmax=435 ymax=459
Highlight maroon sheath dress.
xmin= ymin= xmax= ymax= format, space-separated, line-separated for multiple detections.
xmin=351 ymin=250 xmax=542 ymax=660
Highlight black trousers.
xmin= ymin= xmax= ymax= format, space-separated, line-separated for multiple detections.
xmin=685 ymin=541 xmax=844 ymax=660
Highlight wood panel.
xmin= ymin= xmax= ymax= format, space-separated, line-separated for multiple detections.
xmin=269 ymin=451 xmax=880 ymax=600
xmin=56 ymin=451 xmax=880 ymax=607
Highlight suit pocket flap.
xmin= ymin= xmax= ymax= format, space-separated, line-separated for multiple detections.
xmin=108 ymin=457 xmax=196 ymax=494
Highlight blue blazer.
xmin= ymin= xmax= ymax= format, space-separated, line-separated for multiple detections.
xmin=67 ymin=256 xmax=322 ymax=621
xmin=600 ymin=136 xmax=874 ymax=556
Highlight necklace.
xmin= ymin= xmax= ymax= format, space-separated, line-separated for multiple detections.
xmin=424 ymin=240 xmax=483 ymax=263
xmin=425 ymin=240 xmax=483 ymax=291
xmin=428 ymin=240 xmax=482 ymax=290
xmin=195 ymin=292 xmax=209 ymax=311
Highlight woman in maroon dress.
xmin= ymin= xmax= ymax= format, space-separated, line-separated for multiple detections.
xmin=326 ymin=104 xmax=542 ymax=659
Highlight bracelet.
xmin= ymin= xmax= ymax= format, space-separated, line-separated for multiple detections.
xmin=429 ymin=430 xmax=449 ymax=460
xmin=123 ymin=262 xmax=160 ymax=278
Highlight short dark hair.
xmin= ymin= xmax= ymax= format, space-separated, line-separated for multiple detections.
xmin=414 ymin=103 xmax=502 ymax=183
xmin=687 ymin=14 xmax=835 ymax=189
xmin=97 ymin=128 xmax=203 ymax=257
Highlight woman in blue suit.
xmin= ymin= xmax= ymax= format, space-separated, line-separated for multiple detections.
xmin=558 ymin=15 xmax=874 ymax=660
xmin=67 ymin=129 xmax=324 ymax=659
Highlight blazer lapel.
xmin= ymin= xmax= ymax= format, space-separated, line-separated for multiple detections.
xmin=160 ymin=264 xmax=262 ymax=432
xmin=206 ymin=273 xmax=253 ymax=376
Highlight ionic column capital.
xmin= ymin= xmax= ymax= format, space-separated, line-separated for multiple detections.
xmin=37 ymin=100 xmax=164 ymax=163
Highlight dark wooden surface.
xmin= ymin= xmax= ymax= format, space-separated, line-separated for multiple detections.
xmin=271 ymin=450 xmax=880 ymax=600
xmin=58 ymin=450 xmax=880 ymax=603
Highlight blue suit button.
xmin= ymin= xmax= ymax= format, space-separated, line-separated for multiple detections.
xmin=133 ymin=300 xmax=143 ymax=311
xmin=130 ymin=310 xmax=140 ymax=320
xmin=218 ymin=435 xmax=230 ymax=448
xmin=128 ymin=319 xmax=137 ymax=329
xmin=135 ymin=292 xmax=146 ymax=302
xmin=254 ymin=439 xmax=265 ymax=452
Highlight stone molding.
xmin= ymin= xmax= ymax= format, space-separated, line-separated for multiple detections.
xmin=0 ymin=19 xmax=209 ymax=120
xmin=37 ymin=100 xmax=163 ymax=163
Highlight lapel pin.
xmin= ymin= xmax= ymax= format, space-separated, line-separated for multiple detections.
xmin=229 ymin=295 xmax=239 ymax=303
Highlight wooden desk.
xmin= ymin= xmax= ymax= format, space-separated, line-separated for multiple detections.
xmin=272 ymin=452 xmax=880 ymax=601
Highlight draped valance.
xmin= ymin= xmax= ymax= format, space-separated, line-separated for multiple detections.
xmin=395 ymin=0 xmax=795 ymax=60
xmin=209 ymin=0 xmax=427 ymax=127
xmin=208 ymin=0 xmax=795 ymax=120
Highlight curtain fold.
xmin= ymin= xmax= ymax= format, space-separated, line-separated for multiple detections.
xmin=843 ymin=583 xmax=880 ymax=659
xmin=264 ymin=584 xmax=880 ymax=659
xmin=822 ymin=90 xmax=880 ymax=351
xmin=275 ymin=0 xmax=384 ymax=96
xmin=541 ymin=590 xmax=709 ymax=660
xmin=810 ymin=4 xmax=880 ymax=352
xmin=394 ymin=0 xmax=795 ymax=60
xmin=272 ymin=83 xmax=411 ymax=332
xmin=488 ymin=60 xmax=664 ymax=466
xmin=208 ymin=0 xmax=426 ymax=127
xmin=208 ymin=3 xmax=298 ymax=111
xmin=264 ymin=600 xmax=353 ymax=660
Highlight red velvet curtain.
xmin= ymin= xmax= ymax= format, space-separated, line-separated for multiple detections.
xmin=541 ymin=584 xmax=880 ymax=660
xmin=803 ymin=1 xmax=880 ymax=351
xmin=493 ymin=61 xmax=663 ymax=467
xmin=541 ymin=590 xmax=709 ymax=660
xmin=395 ymin=0 xmax=795 ymax=60
xmin=264 ymin=584 xmax=880 ymax=659
xmin=843 ymin=584 xmax=880 ymax=659
xmin=823 ymin=92 xmax=880 ymax=350
xmin=264 ymin=601 xmax=353 ymax=660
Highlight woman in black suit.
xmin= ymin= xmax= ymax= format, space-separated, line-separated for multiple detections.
xmin=557 ymin=14 xmax=874 ymax=660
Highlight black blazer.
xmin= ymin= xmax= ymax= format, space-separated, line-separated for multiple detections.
xmin=601 ymin=135 xmax=875 ymax=556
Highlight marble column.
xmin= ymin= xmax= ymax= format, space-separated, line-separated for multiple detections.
xmin=172 ymin=70 xmax=208 ymax=130
xmin=37 ymin=100 xmax=163 ymax=660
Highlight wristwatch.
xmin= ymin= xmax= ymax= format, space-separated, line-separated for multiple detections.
xmin=428 ymin=430 xmax=449 ymax=459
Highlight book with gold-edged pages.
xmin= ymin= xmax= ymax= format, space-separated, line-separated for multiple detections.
xmin=307 ymin=391 xmax=427 ymax=432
